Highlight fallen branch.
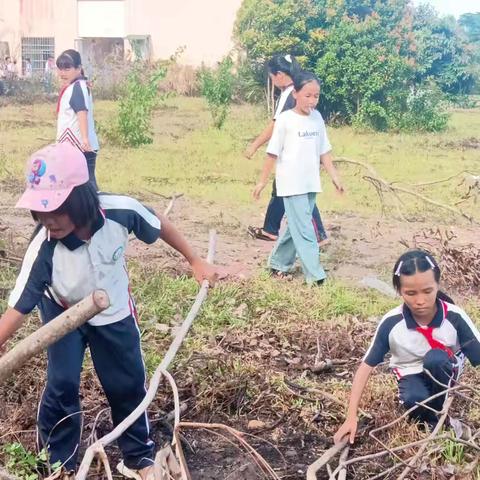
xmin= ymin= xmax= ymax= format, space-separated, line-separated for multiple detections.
xmin=0 ymin=290 xmax=110 ymax=384
xmin=397 ymin=397 xmax=453 ymax=480
xmin=337 ymin=446 xmax=349 ymax=480
xmin=334 ymin=157 xmax=476 ymax=223
xmin=75 ymin=230 xmax=216 ymax=480
xmin=163 ymin=193 xmax=184 ymax=217
xmin=306 ymin=440 xmax=347 ymax=480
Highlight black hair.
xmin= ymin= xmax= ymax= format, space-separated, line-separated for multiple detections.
xmin=392 ymin=249 xmax=454 ymax=303
xmin=31 ymin=182 xmax=99 ymax=230
xmin=267 ymin=54 xmax=301 ymax=78
xmin=293 ymin=71 xmax=321 ymax=92
xmin=56 ymin=49 xmax=82 ymax=70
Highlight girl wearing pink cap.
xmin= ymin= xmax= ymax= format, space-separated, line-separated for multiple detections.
xmin=0 ymin=143 xmax=217 ymax=479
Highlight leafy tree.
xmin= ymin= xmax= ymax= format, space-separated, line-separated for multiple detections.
xmin=234 ymin=0 xmax=476 ymax=130
xmin=459 ymin=12 xmax=480 ymax=43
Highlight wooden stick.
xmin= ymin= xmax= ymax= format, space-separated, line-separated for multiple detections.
xmin=337 ymin=446 xmax=349 ymax=480
xmin=306 ymin=441 xmax=347 ymax=480
xmin=163 ymin=194 xmax=184 ymax=217
xmin=76 ymin=231 xmax=216 ymax=480
xmin=0 ymin=290 xmax=110 ymax=385
xmin=397 ymin=397 xmax=453 ymax=480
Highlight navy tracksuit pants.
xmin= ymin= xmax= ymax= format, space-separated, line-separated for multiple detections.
xmin=263 ymin=180 xmax=327 ymax=240
xmin=37 ymin=297 xmax=154 ymax=471
xmin=398 ymin=349 xmax=455 ymax=426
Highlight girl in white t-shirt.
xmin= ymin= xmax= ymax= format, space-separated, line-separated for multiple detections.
xmin=253 ymin=72 xmax=344 ymax=284
xmin=245 ymin=55 xmax=328 ymax=244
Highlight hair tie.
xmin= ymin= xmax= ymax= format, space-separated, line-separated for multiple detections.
xmin=284 ymin=54 xmax=292 ymax=63
xmin=425 ymin=256 xmax=435 ymax=269
xmin=394 ymin=261 xmax=403 ymax=276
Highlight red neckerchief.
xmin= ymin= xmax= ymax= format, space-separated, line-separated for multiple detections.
xmin=416 ymin=322 xmax=454 ymax=359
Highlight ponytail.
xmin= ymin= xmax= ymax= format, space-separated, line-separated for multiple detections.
xmin=267 ymin=54 xmax=301 ymax=78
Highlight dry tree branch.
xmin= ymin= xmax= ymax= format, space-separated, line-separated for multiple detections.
xmin=75 ymin=230 xmax=217 ymax=480
xmin=334 ymin=157 xmax=476 ymax=223
xmin=0 ymin=290 xmax=110 ymax=384
xmin=397 ymin=397 xmax=453 ymax=480
xmin=163 ymin=194 xmax=184 ymax=217
xmin=306 ymin=440 xmax=347 ymax=480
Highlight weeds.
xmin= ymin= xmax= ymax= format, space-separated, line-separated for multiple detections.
xmin=3 ymin=443 xmax=60 ymax=480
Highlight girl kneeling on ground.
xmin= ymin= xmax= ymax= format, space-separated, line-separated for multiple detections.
xmin=252 ymin=71 xmax=344 ymax=284
xmin=0 ymin=143 xmax=217 ymax=480
xmin=334 ymin=249 xmax=480 ymax=444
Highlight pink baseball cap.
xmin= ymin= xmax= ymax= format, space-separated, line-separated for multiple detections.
xmin=15 ymin=143 xmax=89 ymax=212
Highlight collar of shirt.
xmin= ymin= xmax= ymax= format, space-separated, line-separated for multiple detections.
xmin=60 ymin=209 xmax=105 ymax=251
xmin=402 ymin=298 xmax=445 ymax=330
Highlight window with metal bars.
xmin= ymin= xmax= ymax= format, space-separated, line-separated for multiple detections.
xmin=21 ymin=37 xmax=55 ymax=76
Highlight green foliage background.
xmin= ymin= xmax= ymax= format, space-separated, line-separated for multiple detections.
xmin=234 ymin=0 xmax=478 ymax=131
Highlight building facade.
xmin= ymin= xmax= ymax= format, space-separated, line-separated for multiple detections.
xmin=0 ymin=0 xmax=242 ymax=75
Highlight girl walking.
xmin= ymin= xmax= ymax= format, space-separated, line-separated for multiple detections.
xmin=56 ymin=49 xmax=100 ymax=190
xmin=253 ymin=72 xmax=343 ymax=284
xmin=334 ymin=250 xmax=480 ymax=444
xmin=0 ymin=143 xmax=217 ymax=479
xmin=246 ymin=54 xmax=328 ymax=245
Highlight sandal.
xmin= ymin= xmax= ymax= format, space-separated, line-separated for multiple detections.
xmin=247 ymin=226 xmax=277 ymax=241
xmin=269 ymin=268 xmax=293 ymax=280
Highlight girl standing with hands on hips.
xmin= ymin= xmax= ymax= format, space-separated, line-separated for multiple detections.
xmin=246 ymin=54 xmax=328 ymax=245
xmin=56 ymin=49 xmax=100 ymax=190
xmin=253 ymin=71 xmax=344 ymax=284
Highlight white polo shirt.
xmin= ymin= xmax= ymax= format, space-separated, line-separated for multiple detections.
xmin=267 ymin=109 xmax=332 ymax=197
xmin=364 ymin=300 xmax=480 ymax=377
xmin=9 ymin=194 xmax=161 ymax=326
xmin=57 ymin=77 xmax=99 ymax=151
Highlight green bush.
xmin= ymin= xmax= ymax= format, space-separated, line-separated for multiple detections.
xmin=200 ymin=57 xmax=234 ymax=129
xmin=99 ymin=61 xmax=168 ymax=147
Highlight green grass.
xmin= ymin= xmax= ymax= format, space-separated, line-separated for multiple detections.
xmin=1 ymin=96 xmax=479 ymax=222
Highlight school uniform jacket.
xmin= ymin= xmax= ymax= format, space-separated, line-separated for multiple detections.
xmin=8 ymin=194 xmax=161 ymax=326
xmin=364 ymin=300 xmax=480 ymax=377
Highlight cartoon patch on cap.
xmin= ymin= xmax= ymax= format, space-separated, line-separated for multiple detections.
xmin=28 ymin=159 xmax=47 ymax=186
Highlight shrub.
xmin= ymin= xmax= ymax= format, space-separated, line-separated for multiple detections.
xmin=99 ymin=61 xmax=168 ymax=147
xmin=200 ymin=57 xmax=235 ymax=129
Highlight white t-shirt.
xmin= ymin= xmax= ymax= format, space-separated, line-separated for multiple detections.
xmin=274 ymin=85 xmax=294 ymax=119
xmin=267 ymin=109 xmax=332 ymax=197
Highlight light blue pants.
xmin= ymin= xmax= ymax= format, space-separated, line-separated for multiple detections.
xmin=268 ymin=192 xmax=326 ymax=283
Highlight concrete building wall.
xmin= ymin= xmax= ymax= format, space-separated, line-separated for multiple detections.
xmin=0 ymin=0 xmax=241 ymax=68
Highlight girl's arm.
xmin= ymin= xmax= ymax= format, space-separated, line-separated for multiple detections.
xmin=320 ymin=151 xmax=344 ymax=193
xmin=77 ymin=111 xmax=93 ymax=152
xmin=158 ymin=214 xmax=218 ymax=285
xmin=334 ymin=361 xmax=373 ymax=444
xmin=244 ymin=121 xmax=275 ymax=159
xmin=0 ymin=308 xmax=26 ymax=350
xmin=252 ymin=154 xmax=277 ymax=200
